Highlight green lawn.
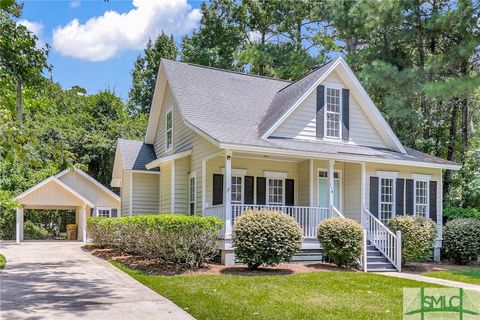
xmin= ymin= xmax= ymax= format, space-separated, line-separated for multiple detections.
xmin=423 ymin=269 xmax=480 ymax=285
xmin=113 ymin=262 xmax=442 ymax=320
xmin=0 ymin=253 xmax=5 ymax=272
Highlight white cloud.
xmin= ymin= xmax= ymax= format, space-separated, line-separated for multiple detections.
xmin=18 ymin=19 xmax=45 ymax=47
xmin=70 ymin=0 xmax=81 ymax=8
xmin=52 ymin=0 xmax=201 ymax=61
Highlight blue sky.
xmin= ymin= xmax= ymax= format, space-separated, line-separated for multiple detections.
xmin=20 ymin=0 xmax=203 ymax=100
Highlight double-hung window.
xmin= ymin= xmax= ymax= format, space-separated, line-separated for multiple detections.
xmin=325 ymin=87 xmax=341 ymax=139
xmin=166 ymin=108 xmax=173 ymax=151
xmin=267 ymin=179 xmax=283 ymax=206
xmin=189 ymin=172 xmax=196 ymax=215
xmin=231 ymin=176 xmax=243 ymax=205
xmin=379 ymin=178 xmax=395 ymax=224
xmin=415 ymin=180 xmax=428 ymax=217
xmin=96 ymin=208 xmax=111 ymax=217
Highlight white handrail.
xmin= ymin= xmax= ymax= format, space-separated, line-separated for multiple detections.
xmin=332 ymin=207 xmax=345 ymax=219
xmin=363 ymin=209 xmax=402 ymax=271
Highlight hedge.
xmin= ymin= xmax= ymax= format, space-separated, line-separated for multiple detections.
xmin=443 ymin=218 xmax=480 ymax=264
xmin=87 ymin=214 xmax=223 ymax=270
xmin=317 ymin=218 xmax=363 ymax=268
xmin=443 ymin=207 xmax=480 ymax=224
xmin=233 ymin=210 xmax=302 ymax=269
xmin=388 ymin=216 xmax=437 ymax=264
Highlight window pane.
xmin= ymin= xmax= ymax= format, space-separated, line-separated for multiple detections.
xmin=325 ymin=88 xmax=341 ymax=138
xmin=268 ymin=179 xmax=283 ymax=205
xmin=231 ymin=176 xmax=242 ymax=204
xmin=379 ymin=178 xmax=394 ymax=224
xmin=415 ymin=180 xmax=428 ymax=217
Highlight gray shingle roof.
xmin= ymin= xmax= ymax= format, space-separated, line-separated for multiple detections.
xmin=160 ymin=60 xmax=458 ymax=168
xmin=117 ymin=139 xmax=159 ymax=172
xmin=258 ymin=60 xmax=335 ymax=136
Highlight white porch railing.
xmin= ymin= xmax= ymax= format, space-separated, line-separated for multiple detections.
xmin=362 ymin=209 xmax=402 ymax=272
xmin=205 ymin=204 xmax=342 ymax=239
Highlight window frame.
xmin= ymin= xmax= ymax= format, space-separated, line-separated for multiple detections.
xmin=414 ymin=179 xmax=429 ymax=218
xmin=324 ymin=85 xmax=343 ymax=140
xmin=317 ymin=168 xmax=342 ymax=211
xmin=189 ymin=171 xmax=197 ymax=215
xmin=267 ymin=178 xmax=285 ymax=206
xmin=95 ymin=207 xmax=112 ymax=218
xmin=378 ymin=177 xmax=396 ymax=224
xmin=165 ymin=107 xmax=173 ymax=151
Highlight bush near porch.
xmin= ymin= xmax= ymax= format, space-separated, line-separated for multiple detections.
xmin=87 ymin=214 xmax=223 ymax=270
xmin=317 ymin=218 xmax=363 ymax=268
xmin=443 ymin=206 xmax=480 ymax=223
xmin=387 ymin=216 xmax=437 ymax=264
xmin=443 ymin=218 xmax=480 ymax=264
xmin=233 ymin=210 xmax=302 ymax=269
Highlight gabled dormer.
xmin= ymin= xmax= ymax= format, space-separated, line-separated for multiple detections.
xmin=259 ymin=57 xmax=406 ymax=153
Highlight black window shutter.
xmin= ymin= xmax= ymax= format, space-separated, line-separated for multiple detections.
xmin=90 ymin=208 xmax=94 ymax=217
xmin=342 ymin=88 xmax=350 ymax=141
xmin=316 ymin=85 xmax=325 ymax=138
xmin=244 ymin=176 xmax=254 ymax=205
xmin=395 ymin=178 xmax=405 ymax=215
xmin=256 ymin=177 xmax=266 ymax=205
xmin=429 ymin=181 xmax=437 ymax=222
xmin=405 ymin=179 xmax=414 ymax=215
xmin=369 ymin=177 xmax=379 ymax=217
xmin=111 ymin=209 xmax=117 ymax=218
xmin=212 ymin=174 xmax=224 ymax=205
xmin=285 ymin=179 xmax=294 ymax=206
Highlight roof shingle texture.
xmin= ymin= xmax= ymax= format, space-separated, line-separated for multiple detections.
xmin=117 ymin=139 xmax=159 ymax=172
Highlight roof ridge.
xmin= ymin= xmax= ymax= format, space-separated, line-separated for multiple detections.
xmin=277 ymin=59 xmax=334 ymax=93
xmin=163 ymin=59 xmax=292 ymax=84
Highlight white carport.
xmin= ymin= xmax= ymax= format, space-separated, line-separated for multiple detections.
xmin=13 ymin=168 xmax=121 ymax=243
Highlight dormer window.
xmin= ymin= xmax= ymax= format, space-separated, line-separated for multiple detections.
xmin=325 ymin=87 xmax=341 ymax=139
xmin=166 ymin=108 xmax=173 ymax=151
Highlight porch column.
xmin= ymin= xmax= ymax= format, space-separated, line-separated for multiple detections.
xmin=327 ymin=160 xmax=335 ymax=216
xmin=360 ymin=162 xmax=366 ymax=226
xmin=201 ymin=159 xmax=207 ymax=215
xmin=80 ymin=205 xmax=87 ymax=242
xmin=16 ymin=207 xmax=24 ymax=243
xmin=224 ymin=150 xmax=232 ymax=239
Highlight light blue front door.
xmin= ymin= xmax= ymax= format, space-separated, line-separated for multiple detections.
xmin=318 ymin=174 xmax=340 ymax=209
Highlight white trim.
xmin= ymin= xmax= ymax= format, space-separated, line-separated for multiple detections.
xmin=171 ymin=160 xmax=175 ymax=213
xmin=323 ymin=85 xmax=342 ymax=140
xmin=201 ymin=159 xmax=206 ymax=214
xmin=129 ymin=171 xmax=133 ymax=216
xmin=266 ymin=177 xmax=285 ymax=206
xmin=218 ymin=143 xmax=461 ymax=170
xmin=95 ymin=207 xmax=112 ymax=217
xmin=413 ymin=179 xmax=429 ymax=218
xmin=376 ymin=171 xmax=399 ymax=178
xmin=412 ymin=174 xmax=432 ymax=181
xmin=145 ymin=149 xmax=192 ymax=169
xmin=158 ymin=174 xmax=162 ymax=214
xmin=14 ymin=177 xmax=95 ymax=208
xmin=111 ymin=178 xmax=122 ymax=188
xmin=145 ymin=63 xmax=167 ymax=144
xmin=263 ymin=171 xmax=288 ymax=179
xmin=125 ymin=169 xmax=162 ymax=175
xmin=360 ymin=162 xmax=366 ymax=213
xmin=378 ymin=176 xmax=396 ymax=223
xmin=221 ymin=168 xmax=248 ymax=176
xmin=165 ymin=106 xmax=173 ymax=152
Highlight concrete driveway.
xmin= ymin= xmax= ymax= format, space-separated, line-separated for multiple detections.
xmin=0 ymin=241 xmax=195 ymax=320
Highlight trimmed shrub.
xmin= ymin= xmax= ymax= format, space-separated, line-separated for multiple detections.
xmin=317 ymin=218 xmax=363 ymax=267
xmin=443 ymin=218 xmax=480 ymax=264
xmin=443 ymin=207 xmax=480 ymax=224
xmin=388 ymin=216 xmax=437 ymax=264
xmin=24 ymin=220 xmax=51 ymax=239
xmin=87 ymin=214 xmax=223 ymax=270
xmin=233 ymin=210 xmax=302 ymax=269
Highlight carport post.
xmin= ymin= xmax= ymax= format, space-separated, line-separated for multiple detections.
xmin=80 ymin=205 xmax=87 ymax=242
xmin=16 ymin=207 xmax=24 ymax=243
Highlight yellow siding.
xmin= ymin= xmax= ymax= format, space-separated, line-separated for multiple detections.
xmin=153 ymin=84 xmax=193 ymax=156
xmin=271 ymin=70 xmax=388 ymax=148
xmin=297 ymin=160 xmax=310 ymax=206
xmin=132 ymin=172 xmax=160 ymax=215
xmin=343 ymin=162 xmax=362 ymax=221
xmin=174 ymin=157 xmax=190 ymax=213
xmin=20 ymin=180 xmax=85 ymax=207
xmin=58 ymin=171 xmax=119 ymax=208
xmin=121 ymin=171 xmax=130 ymax=216
xmin=160 ymin=162 xmax=172 ymax=213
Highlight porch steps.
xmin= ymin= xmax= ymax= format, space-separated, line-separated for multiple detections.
xmin=291 ymin=249 xmax=323 ymax=262
xmin=366 ymin=242 xmax=396 ymax=272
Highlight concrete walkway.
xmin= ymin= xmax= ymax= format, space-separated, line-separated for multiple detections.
xmin=0 ymin=241 xmax=195 ymax=320
xmin=378 ymin=272 xmax=480 ymax=292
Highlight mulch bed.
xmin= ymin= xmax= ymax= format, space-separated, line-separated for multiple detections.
xmin=82 ymin=245 xmax=357 ymax=276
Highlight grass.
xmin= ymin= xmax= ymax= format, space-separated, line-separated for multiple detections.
xmin=0 ymin=253 xmax=5 ymax=272
xmin=423 ymin=269 xmax=480 ymax=285
xmin=112 ymin=262 xmax=442 ymax=320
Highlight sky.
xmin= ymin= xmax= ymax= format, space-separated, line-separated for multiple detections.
xmin=20 ymin=0 xmax=204 ymax=100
